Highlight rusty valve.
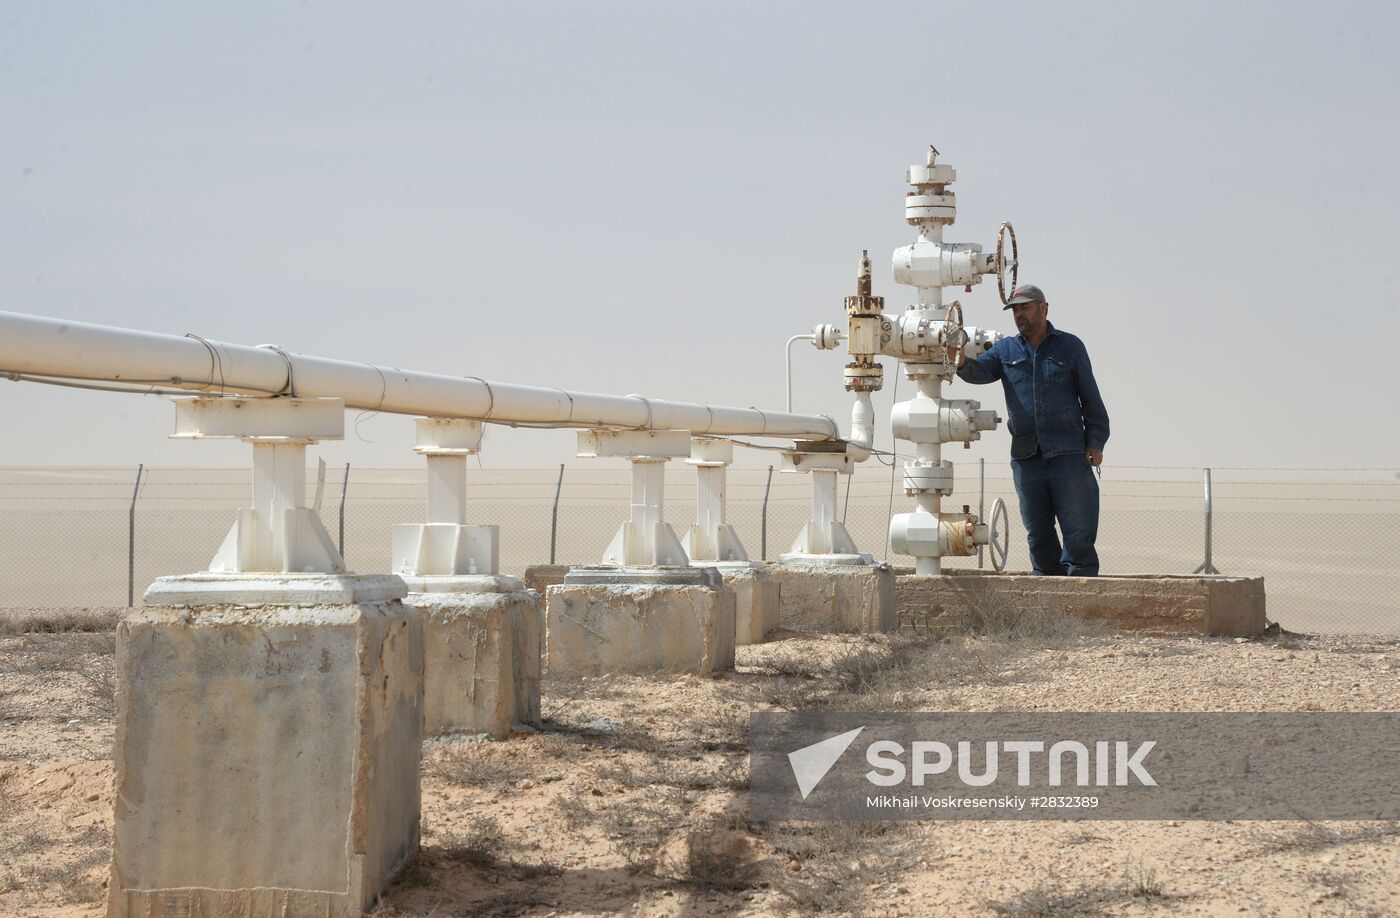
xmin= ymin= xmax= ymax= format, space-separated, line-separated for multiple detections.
xmin=845 ymin=249 xmax=886 ymax=393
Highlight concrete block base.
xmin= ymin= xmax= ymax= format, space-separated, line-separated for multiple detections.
xmin=403 ymin=575 xmax=543 ymax=739
xmin=702 ymin=561 xmax=780 ymax=645
xmin=773 ymin=559 xmax=897 ymax=634
xmin=110 ymin=573 xmax=422 ymax=918
xmin=894 ymin=571 xmax=1267 ymax=637
xmin=546 ymin=568 xmax=735 ymax=674
xmin=523 ymin=564 xmax=571 ymax=596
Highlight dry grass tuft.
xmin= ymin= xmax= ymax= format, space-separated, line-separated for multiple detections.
xmin=1250 ymin=821 xmax=1400 ymax=856
xmin=682 ymin=702 xmax=750 ymax=752
xmin=427 ymin=742 xmax=518 ymax=788
xmin=461 ymin=890 xmax=558 ymax=918
xmin=0 ymin=632 xmax=116 ymax=721
xmin=0 ymin=607 xmax=125 ymax=634
xmin=1061 ymin=828 xmax=1106 ymax=846
xmin=757 ymin=631 xmax=1024 ymax=712
xmin=656 ymin=817 xmax=764 ymax=891
xmin=765 ymin=820 xmax=923 ymax=912
xmin=596 ymin=755 xmax=746 ymax=792
xmin=982 ymin=880 xmax=1117 ymax=916
xmin=7 ymin=824 xmax=111 ymax=906
xmin=436 ymin=815 xmax=506 ymax=867
xmin=949 ymin=591 xmax=1102 ymax=644
xmin=982 ymin=862 xmax=1179 ymax=916
xmin=1125 ymin=862 xmax=1166 ymax=899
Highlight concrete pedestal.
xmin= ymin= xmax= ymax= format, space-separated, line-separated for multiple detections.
xmin=109 ymin=574 xmax=422 ymax=918
xmin=403 ymin=575 xmax=542 ymax=739
xmin=894 ymin=571 xmax=1268 ymax=637
xmin=774 ymin=556 xmax=897 ymax=634
xmin=546 ymin=567 xmax=736 ymax=675
xmin=700 ymin=561 xmax=780 ymax=645
xmin=523 ymin=564 xmax=570 ymax=596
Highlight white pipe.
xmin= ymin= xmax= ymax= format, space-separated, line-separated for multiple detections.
xmin=914 ymin=224 xmax=945 ymax=312
xmin=0 ymin=311 xmax=838 ymax=441
xmin=849 ymin=391 xmax=874 ymax=450
xmin=785 ymin=334 xmax=813 ymax=413
xmin=913 ymin=374 xmax=942 ymax=576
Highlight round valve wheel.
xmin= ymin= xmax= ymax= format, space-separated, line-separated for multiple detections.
xmin=995 ymin=222 xmax=1018 ymax=307
xmin=988 ymin=497 xmax=1010 ymax=572
xmin=942 ymin=301 xmax=968 ymax=369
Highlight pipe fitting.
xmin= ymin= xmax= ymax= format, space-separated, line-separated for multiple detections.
xmin=849 ymin=391 xmax=875 ymax=452
xmin=892 ymin=238 xmax=992 ymax=290
xmin=891 ymin=395 xmax=999 ymax=444
xmin=889 ymin=509 xmax=985 ymax=558
xmin=812 ymin=323 xmax=842 ymax=350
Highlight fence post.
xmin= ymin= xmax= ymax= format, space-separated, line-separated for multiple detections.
xmin=127 ymin=463 xmax=144 ymax=607
xmin=1192 ymin=467 xmax=1221 ymax=574
xmin=338 ymin=463 xmax=350 ymax=558
xmin=549 ymin=464 xmax=565 ymax=564
xmin=977 ymin=457 xmax=986 ymax=569
xmin=760 ymin=465 xmax=774 ymax=561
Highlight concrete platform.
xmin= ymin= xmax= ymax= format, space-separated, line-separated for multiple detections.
xmin=546 ymin=567 xmax=735 ymax=674
xmin=528 ymin=562 xmax=774 ymax=645
xmin=894 ymin=570 xmax=1267 ymax=637
xmin=110 ymin=573 xmax=422 ymax=917
xmin=403 ymin=575 xmax=542 ymax=739
xmin=704 ymin=561 xmax=780 ymax=645
xmin=773 ymin=558 xmax=897 ymax=634
xmin=524 ymin=564 xmax=570 ymax=596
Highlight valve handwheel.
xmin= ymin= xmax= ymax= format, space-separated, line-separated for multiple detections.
xmin=995 ymin=222 xmax=1018 ymax=307
xmin=988 ymin=497 xmax=1010 ymax=572
xmin=942 ymin=301 xmax=968 ymax=369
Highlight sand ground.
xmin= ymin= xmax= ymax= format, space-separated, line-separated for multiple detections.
xmin=1 ymin=609 xmax=1398 ymax=917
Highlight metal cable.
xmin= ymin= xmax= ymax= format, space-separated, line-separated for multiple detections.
xmin=0 ymin=368 xmax=283 ymax=396
xmin=353 ymin=362 xmax=391 ymax=443
xmin=463 ymin=376 xmax=495 ymax=419
xmin=183 ymin=333 xmax=226 ymax=394
xmin=884 ymin=361 xmax=901 ymax=560
xmin=255 ymin=344 xmax=297 ymax=397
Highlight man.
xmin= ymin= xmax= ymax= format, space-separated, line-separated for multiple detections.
xmin=956 ymin=284 xmax=1109 ymax=576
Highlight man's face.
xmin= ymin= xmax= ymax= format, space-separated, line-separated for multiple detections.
xmin=1011 ymin=300 xmax=1048 ymax=336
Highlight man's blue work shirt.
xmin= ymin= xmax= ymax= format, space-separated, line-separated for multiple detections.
xmin=956 ymin=321 xmax=1110 ymax=461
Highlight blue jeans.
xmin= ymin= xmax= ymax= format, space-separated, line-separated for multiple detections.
xmin=1010 ymin=452 xmax=1100 ymax=576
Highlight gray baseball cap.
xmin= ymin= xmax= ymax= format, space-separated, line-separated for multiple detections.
xmin=1005 ymin=283 xmax=1046 ymax=308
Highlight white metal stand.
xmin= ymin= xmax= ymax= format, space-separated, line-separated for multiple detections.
xmin=578 ymin=430 xmax=692 ymax=568
xmin=391 ymin=418 xmax=500 ymax=577
xmin=683 ymin=437 xmax=749 ymax=563
xmin=780 ymin=450 xmax=864 ymax=560
xmin=171 ymin=397 xmax=347 ymax=574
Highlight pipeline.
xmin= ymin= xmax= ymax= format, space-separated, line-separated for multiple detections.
xmin=0 ymin=311 xmax=839 ymax=441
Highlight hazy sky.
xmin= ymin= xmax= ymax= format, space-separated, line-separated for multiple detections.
xmin=2 ymin=1 xmax=1396 ymax=471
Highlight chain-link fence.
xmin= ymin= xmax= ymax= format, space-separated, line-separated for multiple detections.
xmin=1 ymin=464 xmax=1397 ymax=635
